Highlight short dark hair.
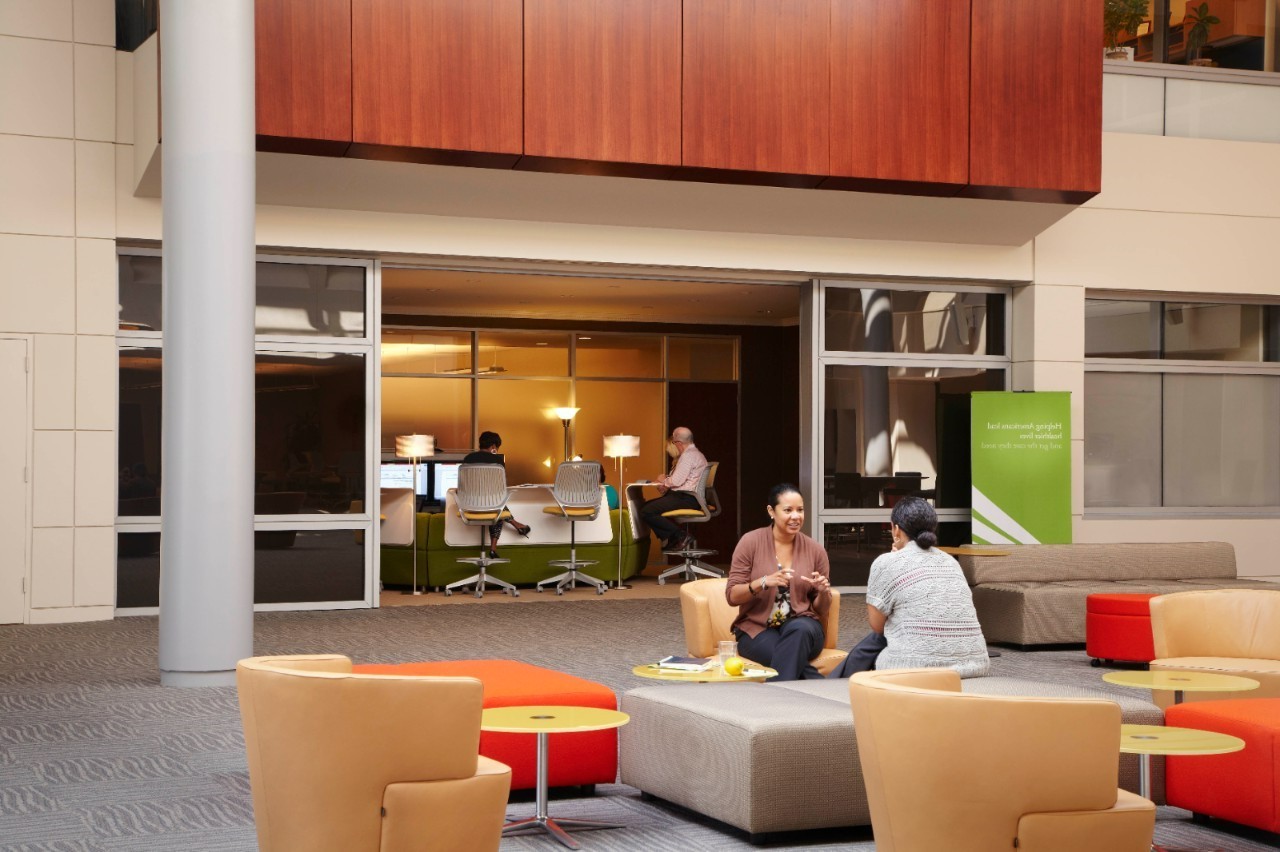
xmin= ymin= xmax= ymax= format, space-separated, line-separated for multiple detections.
xmin=477 ymin=431 xmax=502 ymax=450
xmin=767 ymin=483 xmax=802 ymax=509
xmin=890 ymin=496 xmax=938 ymax=549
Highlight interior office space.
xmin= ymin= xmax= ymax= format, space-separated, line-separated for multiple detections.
xmin=1 ymin=0 xmax=1279 ymax=627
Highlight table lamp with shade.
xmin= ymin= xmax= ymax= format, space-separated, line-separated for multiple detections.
xmin=395 ymin=433 xmax=434 ymax=595
xmin=553 ymin=407 xmax=579 ymax=463
xmin=604 ymin=434 xmax=640 ymax=590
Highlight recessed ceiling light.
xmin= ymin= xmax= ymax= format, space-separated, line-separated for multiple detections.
xmin=535 ymin=342 xmax=548 ymax=346
xmin=579 ymin=337 xmax=592 ymax=341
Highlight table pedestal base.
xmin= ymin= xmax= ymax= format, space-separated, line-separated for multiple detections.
xmin=503 ymin=731 xmax=623 ymax=849
xmin=1140 ymin=754 xmax=1225 ymax=852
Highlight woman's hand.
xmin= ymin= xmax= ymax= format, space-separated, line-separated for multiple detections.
xmin=806 ymin=572 xmax=831 ymax=595
xmin=761 ymin=567 xmax=793 ymax=590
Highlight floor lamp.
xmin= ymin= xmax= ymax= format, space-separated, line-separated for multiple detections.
xmin=554 ymin=407 xmax=579 ymax=463
xmin=604 ymin=434 xmax=640 ymax=590
xmin=395 ymin=433 xmax=434 ymax=595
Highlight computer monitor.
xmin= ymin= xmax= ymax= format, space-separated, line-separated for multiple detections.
xmin=432 ymin=463 xmax=460 ymax=500
xmin=379 ymin=462 xmax=428 ymax=496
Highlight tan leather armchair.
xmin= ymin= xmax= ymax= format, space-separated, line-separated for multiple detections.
xmin=848 ymin=668 xmax=1154 ymax=852
xmin=679 ymin=577 xmax=847 ymax=675
xmin=1150 ymin=589 xmax=1280 ymax=707
xmin=236 ymin=655 xmax=511 ymax=852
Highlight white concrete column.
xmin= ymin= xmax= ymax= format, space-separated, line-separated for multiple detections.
xmin=158 ymin=0 xmax=256 ymax=687
xmin=860 ymin=289 xmax=892 ymax=477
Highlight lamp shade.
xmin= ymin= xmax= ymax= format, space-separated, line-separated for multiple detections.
xmin=553 ymin=407 xmax=580 ymax=421
xmin=604 ymin=434 xmax=640 ymax=459
xmin=395 ymin=434 xmax=434 ymax=459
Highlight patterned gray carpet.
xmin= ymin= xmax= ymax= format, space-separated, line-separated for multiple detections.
xmin=0 ymin=597 xmax=1276 ymax=851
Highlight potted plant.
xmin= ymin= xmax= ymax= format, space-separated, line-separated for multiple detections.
xmin=1104 ymin=0 xmax=1149 ymax=60
xmin=1184 ymin=2 xmax=1221 ymax=66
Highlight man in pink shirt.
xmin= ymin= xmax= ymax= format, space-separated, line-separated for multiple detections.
xmin=640 ymin=426 xmax=709 ymax=551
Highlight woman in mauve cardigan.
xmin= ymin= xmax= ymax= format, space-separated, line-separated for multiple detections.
xmin=724 ymin=484 xmax=832 ymax=680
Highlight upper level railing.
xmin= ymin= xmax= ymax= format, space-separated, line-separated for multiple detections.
xmin=1104 ymin=60 xmax=1280 ymax=142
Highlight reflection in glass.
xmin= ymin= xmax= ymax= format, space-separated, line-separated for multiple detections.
xmin=823 ymin=366 xmax=1004 ymax=510
xmin=381 ymin=376 xmax=472 ymax=452
xmin=1083 ymin=372 xmax=1162 ymax=507
xmin=477 ymin=332 xmax=570 ymax=377
xmin=381 ymin=329 xmax=473 ymax=374
xmin=1164 ymin=373 xmax=1280 ymax=507
xmin=476 ymin=379 xmax=572 ymax=485
xmin=255 ymin=262 xmax=365 ymax=337
xmin=117 ymin=529 xmax=367 ymax=607
xmin=575 ymin=334 xmax=662 ymax=378
xmin=824 ymin=288 xmax=1004 ymax=356
xmin=118 ymin=255 xmax=367 ymax=337
xmin=824 ymin=521 xmax=971 ymax=586
xmin=256 ymin=351 xmax=366 ymax=513
xmin=1087 ymin=299 xmax=1280 ymax=362
xmin=667 ymin=337 xmax=737 ymax=380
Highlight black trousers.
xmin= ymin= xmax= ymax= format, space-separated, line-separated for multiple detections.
xmin=826 ymin=630 xmax=888 ymax=679
xmin=640 ymin=491 xmax=699 ymax=544
xmin=734 ymin=616 xmax=826 ymax=681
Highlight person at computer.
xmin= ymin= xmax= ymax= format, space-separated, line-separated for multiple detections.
xmin=462 ymin=431 xmax=532 ymax=558
xmin=639 ymin=426 xmax=708 ymax=552
xmin=724 ymin=484 xmax=832 ymax=680
xmin=826 ymin=496 xmax=989 ymax=679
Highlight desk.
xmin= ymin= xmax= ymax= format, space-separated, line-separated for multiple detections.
xmin=1103 ymin=670 xmax=1259 ymax=706
xmin=631 ymin=662 xmax=778 ymax=683
xmin=482 ymin=705 xmax=629 ymax=849
xmin=1120 ymin=723 xmax=1245 ymax=800
xmin=623 ymin=481 xmax=657 ymax=540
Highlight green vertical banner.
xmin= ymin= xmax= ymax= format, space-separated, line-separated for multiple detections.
xmin=970 ymin=392 xmax=1072 ymax=544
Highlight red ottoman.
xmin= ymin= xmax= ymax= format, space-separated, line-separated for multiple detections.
xmin=1165 ymin=698 xmax=1280 ymax=833
xmin=1086 ymin=593 xmax=1159 ymax=665
xmin=354 ymin=659 xmax=617 ymax=792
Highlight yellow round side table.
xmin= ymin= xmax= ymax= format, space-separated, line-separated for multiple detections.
xmin=1120 ymin=723 xmax=1245 ymax=800
xmin=481 ymin=705 xmax=629 ymax=849
xmin=631 ymin=662 xmax=778 ymax=683
xmin=1103 ymin=669 xmax=1259 ymax=705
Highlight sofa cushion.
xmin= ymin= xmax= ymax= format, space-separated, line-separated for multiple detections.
xmin=958 ymin=542 xmax=1236 ymax=585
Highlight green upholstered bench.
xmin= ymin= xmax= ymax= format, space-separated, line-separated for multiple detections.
xmin=380 ymin=509 xmax=649 ymax=589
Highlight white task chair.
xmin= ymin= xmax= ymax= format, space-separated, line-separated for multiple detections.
xmin=536 ymin=461 xmax=608 ymax=595
xmin=446 ymin=464 xmax=519 ymax=598
xmin=658 ymin=462 xmax=724 ymax=585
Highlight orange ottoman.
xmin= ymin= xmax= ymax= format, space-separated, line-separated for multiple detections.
xmin=1165 ymin=698 xmax=1280 ymax=833
xmin=353 ymin=659 xmax=617 ymax=791
xmin=1086 ymin=593 xmax=1159 ymax=665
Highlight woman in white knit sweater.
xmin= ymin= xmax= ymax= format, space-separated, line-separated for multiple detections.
xmin=830 ymin=496 xmax=990 ymax=679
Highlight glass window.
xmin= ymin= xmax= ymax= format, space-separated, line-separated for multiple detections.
xmin=381 ymin=329 xmax=472 ymax=374
xmin=476 ymin=379 xmax=572 ymax=485
xmin=118 ymin=255 xmax=368 ymax=337
xmin=1163 ymin=373 xmax=1280 ymax=507
xmin=1083 ymin=372 xmax=1162 ymax=507
xmin=575 ymin=334 xmax=662 ymax=378
xmin=1087 ymin=298 xmax=1280 ymax=361
xmin=255 ymin=351 xmax=366 ymax=513
xmin=116 ymin=529 xmax=368 ymax=607
xmin=824 ymin=288 xmax=1005 ymax=356
xmin=824 ymin=365 xmax=1005 ymax=510
xmin=381 ymin=376 xmax=472 ymax=452
xmin=824 ymin=520 xmax=972 ymax=586
xmin=118 ymin=347 xmax=163 ymax=515
xmin=477 ymin=332 xmax=570 ymax=377
xmin=667 ymin=337 xmax=737 ymax=380
xmin=573 ymin=381 xmax=667 ymax=483
xmin=255 ymin=261 xmax=365 ymax=337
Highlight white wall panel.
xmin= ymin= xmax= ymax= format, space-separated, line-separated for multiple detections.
xmin=30 ymin=527 xmax=73 ymax=608
xmin=0 ymin=234 xmax=75 ymax=334
xmin=74 ymin=141 xmax=115 ymax=238
xmin=76 ymin=237 xmax=117 ymax=334
xmin=75 ymin=335 xmax=116 ymax=430
xmin=74 ymin=525 xmax=114 ymax=606
xmin=74 ymin=429 xmax=114 ymax=526
xmin=0 ymin=135 xmax=75 ymax=236
xmin=33 ymin=430 xmax=74 ymax=527
xmin=33 ymin=334 xmax=75 ymax=430
xmin=0 ymin=36 xmax=73 ymax=138
xmin=1166 ymin=78 xmax=1280 ymax=145
xmin=74 ymin=43 xmax=115 ymax=142
xmin=72 ymin=0 xmax=113 ymax=46
xmin=0 ymin=0 xmax=72 ymax=41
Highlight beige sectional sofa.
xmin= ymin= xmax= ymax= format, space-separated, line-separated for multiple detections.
xmin=956 ymin=542 xmax=1277 ymax=647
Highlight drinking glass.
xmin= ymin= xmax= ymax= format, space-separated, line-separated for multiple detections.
xmin=718 ymin=640 xmax=738 ymax=674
